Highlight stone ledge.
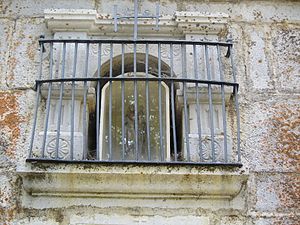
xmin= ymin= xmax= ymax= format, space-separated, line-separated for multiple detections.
xmin=18 ymin=162 xmax=247 ymax=203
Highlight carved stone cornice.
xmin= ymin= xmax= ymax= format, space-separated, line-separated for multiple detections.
xmin=174 ymin=11 xmax=228 ymax=35
xmin=18 ymin=162 xmax=247 ymax=209
xmin=45 ymin=9 xmax=228 ymax=38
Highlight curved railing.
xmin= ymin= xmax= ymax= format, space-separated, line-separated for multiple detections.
xmin=27 ymin=38 xmax=241 ymax=166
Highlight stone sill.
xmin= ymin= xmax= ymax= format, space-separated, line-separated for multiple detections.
xmin=18 ymin=161 xmax=247 ymax=201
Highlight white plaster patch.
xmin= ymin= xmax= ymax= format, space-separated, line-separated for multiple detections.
xmin=253 ymin=218 xmax=276 ymax=225
xmin=70 ymin=214 xmax=209 ymax=225
xmin=15 ymin=218 xmax=60 ymax=225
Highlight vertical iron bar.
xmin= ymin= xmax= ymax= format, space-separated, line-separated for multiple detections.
xmin=132 ymin=0 xmax=139 ymax=161
xmin=229 ymin=45 xmax=241 ymax=162
xmin=70 ymin=42 xmax=78 ymax=160
xmin=133 ymin=0 xmax=138 ymax=41
xmin=96 ymin=43 xmax=102 ymax=160
xmin=204 ymin=45 xmax=215 ymax=162
xmin=170 ymin=44 xmax=177 ymax=161
xmin=29 ymin=41 xmax=44 ymax=157
xmin=29 ymin=85 xmax=41 ymax=157
xmin=113 ymin=5 xmax=118 ymax=32
xmin=55 ymin=42 xmax=66 ymax=159
xmin=182 ymin=44 xmax=190 ymax=161
xmin=134 ymin=43 xmax=139 ymax=161
xmin=121 ymin=43 xmax=125 ymax=160
xmin=109 ymin=43 xmax=113 ymax=160
xmin=158 ymin=43 xmax=164 ymax=161
xmin=145 ymin=43 xmax=151 ymax=161
xmin=41 ymin=43 xmax=53 ymax=158
xmin=217 ymin=45 xmax=228 ymax=162
xmin=155 ymin=3 xmax=159 ymax=30
xmin=83 ymin=43 xmax=89 ymax=160
xmin=193 ymin=44 xmax=203 ymax=161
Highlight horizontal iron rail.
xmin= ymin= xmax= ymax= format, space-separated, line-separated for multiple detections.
xmin=36 ymin=77 xmax=239 ymax=88
xmin=26 ymin=158 xmax=243 ymax=167
xmin=39 ymin=39 xmax=233 ymax=46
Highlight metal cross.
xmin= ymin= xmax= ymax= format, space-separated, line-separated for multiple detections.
xmin=113 ymin=0 xmax=160 ymax=41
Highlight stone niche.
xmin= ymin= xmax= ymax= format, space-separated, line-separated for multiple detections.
xmin=19 ymin=8 xmax=248 ymax=212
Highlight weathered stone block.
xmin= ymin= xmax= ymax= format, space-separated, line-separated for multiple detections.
xmin=0 ymin=174 xmax=14 ymax=208
xmin=0 ymin=19 xmax=14 ymax=90
xmin=255 ymin=173 xmax=299 ymax=213
xmin=272 ymin=26 xmax=300 ymax=92
xmin=254 ymin=216 xmax=300 ymax=225
xmin=241 ymin=97 xmax=299 ymax=172
xmin=0 ymin=91 xmax=30 ymax=159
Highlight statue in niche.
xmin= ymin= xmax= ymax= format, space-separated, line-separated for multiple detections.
xmin=124 ymin=104 xmax=146 ymax=160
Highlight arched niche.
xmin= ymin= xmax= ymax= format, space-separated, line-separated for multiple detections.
xmin=99 ymin=53 xmax=174 ymax=78
xmin=92 ymin=53 xmax=174 ymax=161
xmin=99 ymin=72 xmax=170 ymax=161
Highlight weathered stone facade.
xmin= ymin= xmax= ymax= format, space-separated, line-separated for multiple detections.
xmin=0 ymin=0 xmax=299 ymax=224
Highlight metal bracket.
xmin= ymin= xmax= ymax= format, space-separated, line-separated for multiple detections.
xmin=225 ymin=38 xmax=233 ymax=58
xmin=39 ymin=35 xmax=46 ymax=53
xmin=225 ymin=47 xmax=230 ymax=58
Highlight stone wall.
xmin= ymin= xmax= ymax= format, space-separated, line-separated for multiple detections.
xmin=0 ymin=0 xmax=299 ymax=224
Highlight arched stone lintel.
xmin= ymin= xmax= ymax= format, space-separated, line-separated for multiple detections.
xmin=97 ymin=53 xmax=174 ymax=78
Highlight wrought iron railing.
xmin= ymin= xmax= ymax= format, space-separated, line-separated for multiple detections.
xmin=27 ymin=38 xmax=241 ymax=166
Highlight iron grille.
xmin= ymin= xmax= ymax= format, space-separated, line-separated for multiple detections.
xmin=28 ymin=39 xmax=241 ymax=166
